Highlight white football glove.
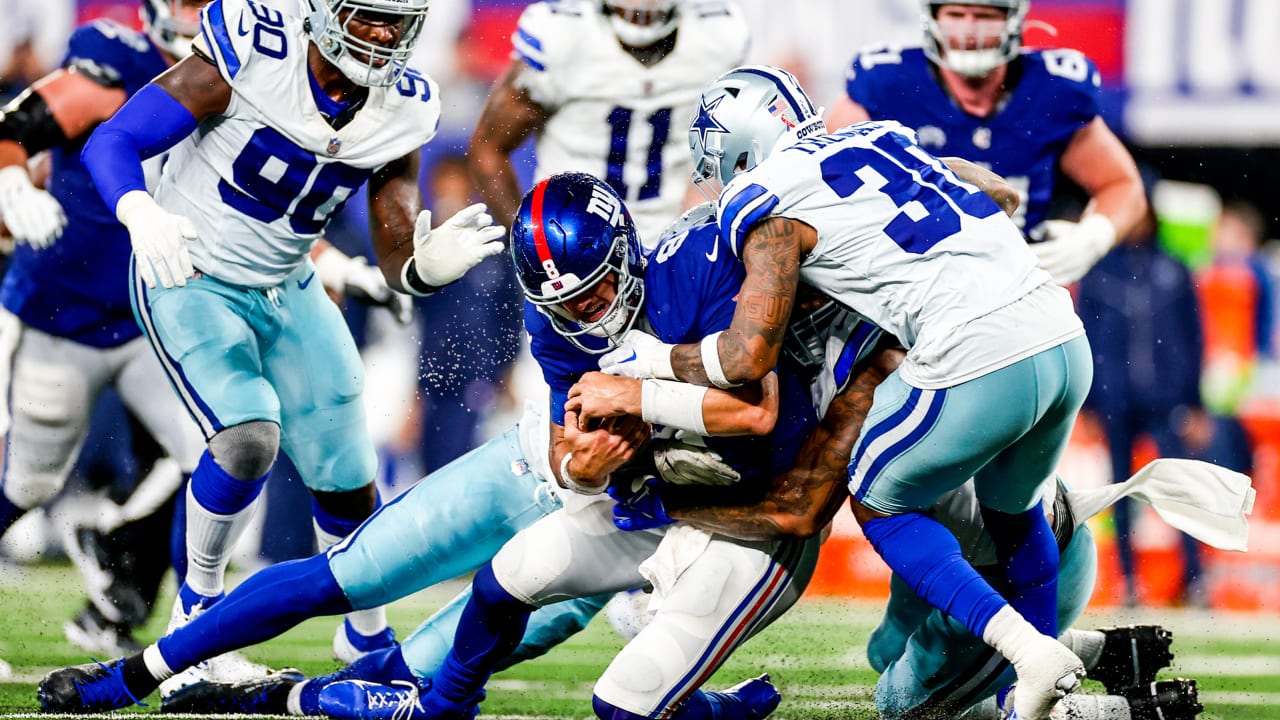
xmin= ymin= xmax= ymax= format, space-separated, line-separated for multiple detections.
xmin=655 ymin=440 xmax=742 ymax=486
xmin=405 ymin=203 xmax=505 ymax=290
xmin=116 ymin=190 xmax=195 ymax=289
xmin=1029 ymin=214 xmax=1116 ymax=286
xmin=315 ymin=247 xmax=414 ymax=324
xmin=599 ymin=328 xmax=676 ymax=380
xmin=0 ymin=165 xmax=66 ymax=248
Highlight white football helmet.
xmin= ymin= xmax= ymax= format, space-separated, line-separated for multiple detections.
xmin=688 ymin=65 xmax=826 ymax=198
xmin=302 ymin=0 xmax=430 ymax=87
xmin=921 ymin=0 xmax=1028 ymax=77
xmin=602 ymin=0 xmax=680 ymax=48
xmin=141 ymin=0 xmax=208 ymax=58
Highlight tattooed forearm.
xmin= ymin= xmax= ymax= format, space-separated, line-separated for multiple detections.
xmin=670 ymin=346 xmax=903 ymax=541
xmin=670 ymin=217 xmax=806 ymax=385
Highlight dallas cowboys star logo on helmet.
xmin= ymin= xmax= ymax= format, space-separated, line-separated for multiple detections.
xmin=691 ymin=95 xmax=729 ymax=147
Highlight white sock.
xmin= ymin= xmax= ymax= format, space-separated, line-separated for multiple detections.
xmin=1059 ymin=629 xmax=1106 ymax=671
xmin=1048 ymin=694 xmax=1131 ymax=720
xmin=315 ymin=521 xmax=387 ymax=637
xmin=184 ymin=486 xmax=260 ymax=597
xmin=286 ymin=680 xmax=308 ymax=716
xmin=983 ymin=606 xmax=1083 ymax=719
xmin=143 ymin=644 xmax=176 ymax=681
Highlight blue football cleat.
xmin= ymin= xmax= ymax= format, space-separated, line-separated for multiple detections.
xmin=320 ymin=680 xmax=433 ymax=720
xmin=38 ymin=658 xmax=146 ymax=713
xmin=721 ymin=673 xmax=782 ymax=719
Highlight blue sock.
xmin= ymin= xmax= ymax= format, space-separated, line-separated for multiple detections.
xmin=158 ymin=554 xmax=352 ymax=672
xmin=980 ymin=506 xmax=1059 ymax=636
xmin=862 ymin=512 xmax=1007 ymax=639
xmin=170 ymin=478 xmax=188 ymax=585
xmin=428 ymin=563 xmax=534 ymax=706
xmin=0 ymin=491 xmax=27 ymax=537
xmin=312 ymin=490 xmax=380 ymax=539
xmin=299 ymin=647 xmax=417 ymax=714
xmin=190 ymin=449 xmax=267 ymax=514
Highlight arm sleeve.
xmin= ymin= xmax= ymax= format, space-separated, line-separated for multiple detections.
xmin=81 ymin=83 xmax=198 ymax=212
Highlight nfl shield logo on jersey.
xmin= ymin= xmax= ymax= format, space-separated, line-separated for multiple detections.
xmin=327 ymin=138 xmax=342 ymax=155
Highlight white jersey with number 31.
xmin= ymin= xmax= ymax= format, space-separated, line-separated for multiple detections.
xmin=716 ymin=122 xmax=1084 ymax=389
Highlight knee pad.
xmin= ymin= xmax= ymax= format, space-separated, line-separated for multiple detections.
xmin=208 ymin=421 xmax=280 ymax=480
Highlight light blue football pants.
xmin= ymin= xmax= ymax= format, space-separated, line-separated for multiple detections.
xmin=869 ymin=525 xmax=1097 ymax=718
xmin=851 ymin=336 xmax=1093 ymax=515
xmin=131 ymin=259 xmax=374 ymax=492
xmin=325 ymin=426 xmax=612 ymax=675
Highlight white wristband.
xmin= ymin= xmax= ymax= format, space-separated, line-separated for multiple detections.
xmin=559 ymin=451 xmax=606 ymax=495
xmin=701 ymin=331 xmax=738 ymax=388
xmin=641 ymin=379 xmax=709 ymax=435
xmin=650 ymin=343 xmax=676 ymax=381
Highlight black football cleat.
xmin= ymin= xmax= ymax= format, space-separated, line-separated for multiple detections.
xmin=38 ymin=658 xmax=144 ymax=713
xmin=160 ymin=668 xmax=305 ymax=714
xmin=1090 ymin=625 xmax=1174 ymax=694
xmin=1122 ymin=678 xmax=1204 ymax=720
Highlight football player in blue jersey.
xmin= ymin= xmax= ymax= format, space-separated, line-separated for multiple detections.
xmin=71 ymin=0 xmax=508 ymax=682
xmin=33 ymin=173 xmax=795 ymax=719
xmin=0 ymin=0 xmax=210 ymax=658
xmin=828 ymin=0 xmax=1146 ymax=286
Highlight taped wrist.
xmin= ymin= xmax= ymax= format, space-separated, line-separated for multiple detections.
xmin=701 ymin=331 xmax=739 ymax=388
xmin=558 ymin=452 xmax=606 ymax=495
xmin=640 ymin=379 xmax=708 ymax=435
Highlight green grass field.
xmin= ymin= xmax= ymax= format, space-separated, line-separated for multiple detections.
xmin=1 ymin=562 xmax=1278 ymax=719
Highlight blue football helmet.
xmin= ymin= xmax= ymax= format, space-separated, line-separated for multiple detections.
xmin=511 ymin=173 xmax=646 ymax=354
xmin=141 ymin=0 xmax=208 ymax=58
xmin=688 ymin=65 xmax=826 ymax=199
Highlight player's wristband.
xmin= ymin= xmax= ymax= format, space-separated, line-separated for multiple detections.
xmin=559 ymin=451 xmax=606 ymax=496
xmin=701 ymin=331 xmax=739 ymax=388
xmin=640 ymin=379 xmax=709 ymax=435
xmin=400 ymin=258 xmax=448 ymax=296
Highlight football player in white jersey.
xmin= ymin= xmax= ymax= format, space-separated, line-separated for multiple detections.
xmin=75 ymin=0 xmax=504 ymax=678
xmin=467 ymin=0 xmax=749 ymax=248
xmin=603 ymin=65 xmax=1092 ymax=720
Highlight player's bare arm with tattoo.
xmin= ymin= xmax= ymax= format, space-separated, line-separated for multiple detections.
xmin=669 ymin=216 xmax=814 ymax=386
xmin=665 ymin=161 xmax=1013 ymax=388
xmin=670 ymin=344 xmax=903 ymax=540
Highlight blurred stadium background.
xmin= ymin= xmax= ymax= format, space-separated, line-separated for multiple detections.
xmin=0 ymin=0 xmax=1278 ymax=716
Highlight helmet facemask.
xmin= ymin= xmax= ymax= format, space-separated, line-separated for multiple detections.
xmin=303 ymin=0 xmax=430 ymax=87
xmin=142 ymin=0 xmax=208 ymax=58
xmin=602 ymin=0 xmax=680 ymax=48
xmin=529 ymin=231 xmax=646 ymax=354
xmin=921 ymin=0 xmax=1027 ymax=78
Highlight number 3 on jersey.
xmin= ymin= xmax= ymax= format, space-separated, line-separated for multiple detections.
xmin=605 ymin=106 xmax=670 ymax=202
xmin=820 ymin=132 xmax=999 ymax=254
